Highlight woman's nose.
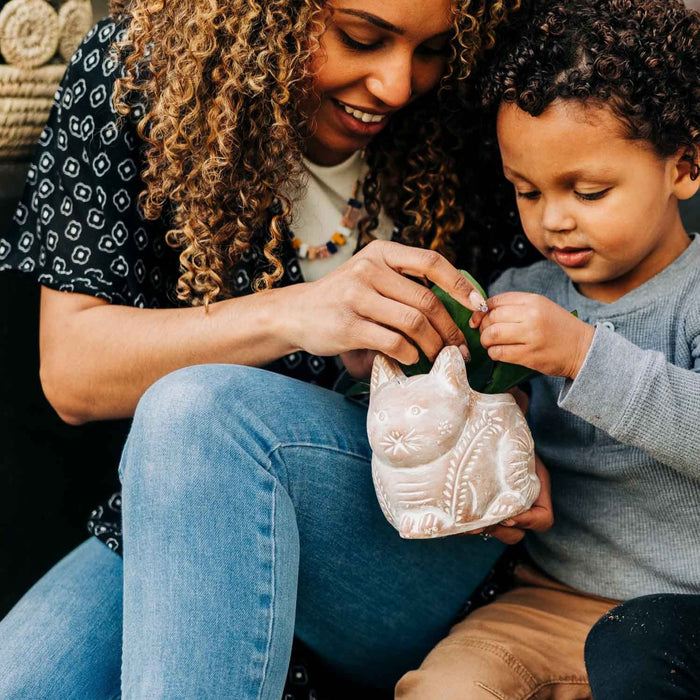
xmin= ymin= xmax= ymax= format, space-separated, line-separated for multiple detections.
xmin=365 ymin=52 xmax=414 ymax=108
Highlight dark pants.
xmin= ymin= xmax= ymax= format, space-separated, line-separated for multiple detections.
xmin=585 ymin=594 xmax=700 ymax=699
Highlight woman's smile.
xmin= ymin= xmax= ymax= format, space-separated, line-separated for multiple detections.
xmin=331 ymin=98 xmax=391 ymax=137
xmin=304 ymin=0 xmax=452 ymax=165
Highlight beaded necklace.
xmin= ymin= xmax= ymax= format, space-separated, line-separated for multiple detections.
xmin=290 ymin=179 xmax=364 ymax=260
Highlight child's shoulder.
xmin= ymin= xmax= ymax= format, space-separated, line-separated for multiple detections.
xmin=487 ymin=259 xmax=566 ymax=298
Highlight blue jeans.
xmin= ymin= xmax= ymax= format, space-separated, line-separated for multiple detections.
xmin=0 ymin=364 xmax=504 ymax=699
xmin=585 ymin=594 xmax=700 ymax=699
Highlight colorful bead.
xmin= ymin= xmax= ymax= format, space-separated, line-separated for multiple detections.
xmin=291 ymin=177 xmax=362 ymax=262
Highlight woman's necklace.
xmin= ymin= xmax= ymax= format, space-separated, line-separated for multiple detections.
xmin=290 ymin=179 xmax=364 ymax=260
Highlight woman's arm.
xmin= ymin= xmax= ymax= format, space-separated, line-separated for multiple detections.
xmin=41 ymin=240 xmax=484 ymax=424
xmin=39 ymin=285 xmax=298 ymax=424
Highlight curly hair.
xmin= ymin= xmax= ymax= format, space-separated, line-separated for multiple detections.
xmin=473 ymin=0 xmax=699 ymax=174
xmin=106 ymin=0 xmax=520 ymax=307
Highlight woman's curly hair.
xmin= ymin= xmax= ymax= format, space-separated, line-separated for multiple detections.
xmin=473 ymin=0 xmax=699 ymax=171
xmin=106 ymin=0 xmax=520 ymax=307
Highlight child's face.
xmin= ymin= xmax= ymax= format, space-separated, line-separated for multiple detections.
xmin=497 ymin=100 xmax=696 ymax=302
xmin=302 ymin=0 xmax=452 ymax=165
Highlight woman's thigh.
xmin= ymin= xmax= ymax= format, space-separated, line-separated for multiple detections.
xmin=0 ymin=537 xmax=122 ymax=700
xmin=127 ymin=364 xmax=506 ymax=688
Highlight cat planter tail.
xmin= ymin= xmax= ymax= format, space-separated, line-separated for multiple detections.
xmin=367 ymin=345 xmax=539 ymax=539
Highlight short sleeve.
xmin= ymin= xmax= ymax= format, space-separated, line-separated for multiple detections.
xmin=0 ymin=19 xmax=180 ymax=309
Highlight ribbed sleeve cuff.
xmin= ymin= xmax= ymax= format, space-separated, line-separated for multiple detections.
xmin=557 ymin=326 xmax=652 ymax=436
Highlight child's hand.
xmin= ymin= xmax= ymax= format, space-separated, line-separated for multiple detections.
xmin=471 ymin=292 xmax=595 ymax=379
xmin=470 ymin=453 xmax=554 ymax=544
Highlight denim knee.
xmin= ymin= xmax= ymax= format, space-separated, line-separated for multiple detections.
xmin=120 ymin=363 xmax=287 ymax=507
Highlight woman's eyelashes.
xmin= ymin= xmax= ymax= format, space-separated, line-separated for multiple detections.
xmin=338 ymin=29 xmax=381 ymax=51
xmin=337 ymin=29 xmax=450 ymax=56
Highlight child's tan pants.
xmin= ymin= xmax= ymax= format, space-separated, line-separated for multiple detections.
xmin=395 ymin=562 xmax=620 ymax=700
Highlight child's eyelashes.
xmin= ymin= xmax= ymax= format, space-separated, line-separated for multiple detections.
xmin=575 ymin=188 xmax=611 ymax=201
xmin=515 ymin=188 xmax=612 ymax=201
xmin=516 ymin=190 xmax=541 ymax=200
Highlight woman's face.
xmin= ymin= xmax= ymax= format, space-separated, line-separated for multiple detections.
xmin=304 ymin=0 xmax=453 ymax=165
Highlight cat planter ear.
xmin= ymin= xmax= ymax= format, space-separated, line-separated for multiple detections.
xmin=430 ymin=345 xmax=469 ymax=392
xmin=371 ymin=353 xmax=405 ymax=392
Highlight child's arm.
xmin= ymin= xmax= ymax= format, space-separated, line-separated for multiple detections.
xmin=473 ymin=292 xmax=700 ymax=478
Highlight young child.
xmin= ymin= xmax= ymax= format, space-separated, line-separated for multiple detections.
xmin=396 ymin=0 xmax=700 ymax=698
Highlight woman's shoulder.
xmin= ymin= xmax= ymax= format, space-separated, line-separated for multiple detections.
xmin=0 ymin=17 xmax=180 ymax=309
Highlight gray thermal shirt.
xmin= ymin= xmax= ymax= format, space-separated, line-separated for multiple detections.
xmin=489 ymin=233 xmax=700 ymax=600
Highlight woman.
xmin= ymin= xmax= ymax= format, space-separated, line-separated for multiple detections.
xmin=0 ymin=0 xmax=549 ymax=696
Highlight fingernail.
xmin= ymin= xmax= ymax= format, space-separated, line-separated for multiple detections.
xmin=469 ymin=290 xmax=488 ymax=312
xmin=458 ymin=343 xmax=470 ymax=361
xmin=501 ymin=519 xmax=515 ymax=527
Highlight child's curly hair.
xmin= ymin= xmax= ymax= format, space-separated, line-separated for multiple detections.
xmin=106 ymin=0 xmax=521 ymax=307
xmin=473 ymin=0 xmax=699 ymax=176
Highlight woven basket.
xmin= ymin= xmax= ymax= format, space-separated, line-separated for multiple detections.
xmin=0 ymin=0 xmax=92 ymax=160
xmin=0 ymin=64 xmax=66 ymax=159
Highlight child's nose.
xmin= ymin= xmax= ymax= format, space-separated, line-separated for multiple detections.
xmin=542 ymin=199 xmax=576 ymax=232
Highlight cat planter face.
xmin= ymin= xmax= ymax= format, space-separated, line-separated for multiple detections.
xmin=367 ymin=345 xmax=539 ymax=539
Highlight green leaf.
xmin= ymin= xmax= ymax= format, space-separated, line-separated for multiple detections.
xmin=483 ymin=361 xmax=539 ymax=394
xmin=345 ymin=381 xmax=370 ymax=398
xmin=402 ymin=270 xmax=538 ymax=394
xmin=348 ymin=270 xmax=578 ymax=398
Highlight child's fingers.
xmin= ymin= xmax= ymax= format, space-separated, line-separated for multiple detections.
xmin=502 ymin=505 xmax=554 ymax=533
xmin=482 ymin=524 xmax=526 ymax=545
xmin=468 ymin=308 xmax=487 ymax=328
xmin=479 ymin=306 xmax=526 ymax=333
xmin=480 ymin=322 xmax=525 ymax=348
xmin=487 ymin=291 xmax=541 ymax=308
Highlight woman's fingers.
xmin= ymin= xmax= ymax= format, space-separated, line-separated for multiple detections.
xmin=370 ymin=271 xmax=467 ymax=354
xmin=352 ymin=293 xmax=445 ymax=361
xmin=368 ymin=241 xmax=487 ymax=312
xmin=350 ymin=319 xmax=422 ymax=365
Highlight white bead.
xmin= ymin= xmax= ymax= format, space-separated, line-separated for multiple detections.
xmin=298 ymin=243 xmax=309 ymax=259
xmin=337 ymin=225 xmax=353 ymax=237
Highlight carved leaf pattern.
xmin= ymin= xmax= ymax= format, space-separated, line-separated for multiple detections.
xmin=372 ymin=464 xmax=395 ymax=525
xmin=442 ymin=410 xmax=503 ymax=523
xmin=503 ymin=423 xmax=536 ymax=491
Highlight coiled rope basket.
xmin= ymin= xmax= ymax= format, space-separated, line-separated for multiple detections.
xmin=0 ymin=0 xmax=92 ymax=159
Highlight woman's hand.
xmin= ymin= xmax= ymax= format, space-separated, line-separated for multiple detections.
xmin=467 ymin=453 xmax=554 ymax=545
xmin=339 ymin=349 xmax=378 ymax=380
xmin=281 ymin=240 xmax=485 ymax=366
xmin=470 ymin=292 xmax=595 ymax=379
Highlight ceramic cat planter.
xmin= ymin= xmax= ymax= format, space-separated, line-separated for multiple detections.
xmin=367 ymin=345 xmax=539 ymax=539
